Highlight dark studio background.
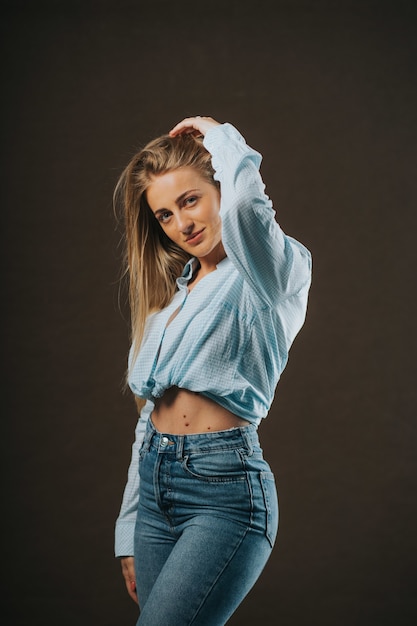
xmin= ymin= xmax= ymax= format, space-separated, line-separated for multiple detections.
xmin=1 ymin=1 xmax=416 ymax=624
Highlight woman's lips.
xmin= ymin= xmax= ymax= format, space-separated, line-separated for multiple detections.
xmin=185 ymin=229 xmax=204 ymax=244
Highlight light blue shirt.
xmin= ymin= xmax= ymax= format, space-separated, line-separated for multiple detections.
xmin=115 ymin=123 xmax=312 ymax=556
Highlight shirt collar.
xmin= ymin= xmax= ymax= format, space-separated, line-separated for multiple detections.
xmin=176 ymin=258 xmax=197 ymax=291
xmin=176 ymin=255 xmax=230 ymax=291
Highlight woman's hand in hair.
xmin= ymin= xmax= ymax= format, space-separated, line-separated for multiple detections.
xmin=120 ymin=556 xmax=139 ymax=605
xmin=169 ymin=116 xmax=220 ymax=138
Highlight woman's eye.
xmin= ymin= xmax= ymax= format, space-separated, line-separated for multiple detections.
xmin=184 ymin=196 xmax=197 ymax=206
xmin=158 ymin=211 xmax=171 ymax=223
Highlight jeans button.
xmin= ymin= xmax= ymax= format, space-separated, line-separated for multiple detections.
xmin=161 ymin=436 xmax=169 ymax=447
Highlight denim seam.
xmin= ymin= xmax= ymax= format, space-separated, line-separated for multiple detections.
xmin=153 ymin=452 xmax=163 ymax=512
xmin=259 ymin=472 xmax=277 ymax=549
xmin=189 ymin=524 xmax=251 ymax=625
xmin=189 ymin=470 xmax=254 ymax=624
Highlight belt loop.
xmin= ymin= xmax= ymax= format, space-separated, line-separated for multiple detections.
xmin=141 ymin=417 xmax=154 ymax=453
xmin=176 ymin=435 xmax=184 ymax=460
xmin=241 ymin=427 xmax=254 ymax=456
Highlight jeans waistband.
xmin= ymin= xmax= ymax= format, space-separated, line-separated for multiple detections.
xmin=142 ymin=416 xmax=259 ymax=457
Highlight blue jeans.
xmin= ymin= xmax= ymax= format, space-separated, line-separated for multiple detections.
xmin=134 ymin=417 xmax=279 ymax=625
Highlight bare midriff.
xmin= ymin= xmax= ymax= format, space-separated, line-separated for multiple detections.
xmin=152 ymin=386 xmax=249 ymax=434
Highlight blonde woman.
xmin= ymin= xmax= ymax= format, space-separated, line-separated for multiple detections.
xmin=114 ymin=116 xmax=311 ymax=625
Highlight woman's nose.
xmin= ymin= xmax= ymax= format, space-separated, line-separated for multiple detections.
xmin=178 ymin=216 xmax=194 ymax=235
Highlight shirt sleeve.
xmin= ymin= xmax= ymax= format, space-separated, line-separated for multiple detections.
xmin=114 ymin=400 xmax=153 ymax=557
xmin=203 ymin=123 xmax=312 ymax=307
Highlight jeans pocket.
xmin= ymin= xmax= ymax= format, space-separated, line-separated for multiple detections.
xmin=182 ymin=449 xmax=246 ymax=483
xmin=259 ymin=471 xmax=279 ymax=548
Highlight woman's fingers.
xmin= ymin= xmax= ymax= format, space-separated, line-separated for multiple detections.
xmin=121 ymin=556 xmax=139 ymax=605
xmin=169 ymin=116 xmax=220 ymax=137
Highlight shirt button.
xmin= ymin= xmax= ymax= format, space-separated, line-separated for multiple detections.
xmin=161 ymin=436 xmax=169 ymax=447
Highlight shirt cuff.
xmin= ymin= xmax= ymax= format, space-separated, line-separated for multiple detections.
xmin=203 ymin=122 xmax=245 ymax=153
xmin=114 ymin=520 xmax=136 ymax=557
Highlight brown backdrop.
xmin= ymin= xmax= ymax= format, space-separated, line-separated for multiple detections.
xmin=2 ymin=1 xmax=416 ymax=624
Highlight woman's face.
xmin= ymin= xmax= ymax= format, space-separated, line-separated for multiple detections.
xmin=146 ymin=166 xmax=224 ymax=266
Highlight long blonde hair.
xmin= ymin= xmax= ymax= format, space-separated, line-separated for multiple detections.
xmin=114 ymin=132 xmax=218 ymax=372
